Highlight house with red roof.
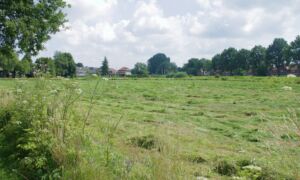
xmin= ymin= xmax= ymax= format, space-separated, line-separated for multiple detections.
xmin=117 ymin=67 xmax=131 ymax=76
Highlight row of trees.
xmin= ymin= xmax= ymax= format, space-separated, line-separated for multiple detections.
xmin=211 ymin=36 xmax=300 ymax=76
xmin=130 ymin=36 xmax=300 ymax=77
xmin=0 ymin=51 xmax=76 ymax=77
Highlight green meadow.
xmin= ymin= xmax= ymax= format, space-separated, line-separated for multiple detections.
xmin=1 ymin=77 xmax=300 ymax=179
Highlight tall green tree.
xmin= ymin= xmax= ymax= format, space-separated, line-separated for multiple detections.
xmin=35 ymin=57 xmax=56 ymax=76
xmin=183 ymin=58 xmax=211 ymax=76
xmin=147 ymin=53 xmax=175 ymax=75
xmin=290 ymin=35 xmax=300 ymax=67
xmin=0 ymin=48 xmax=18 ymax=77
xmin=54 ymin=52 xmax=76 ymax=77
xmin=266 ymin=38 xmax=289 ymax=75
xmin=131 ymin=63 xmax=148 ymax=77
xmin=17 ymin=59 xmax=32 ymax=77
xmin=101 ymin=57 xmax=109 ymax=76
xmin=0 ymin=0 xmax=68 ymax=57
xmin=220 ymin=47 xmax=238 ymax=74
xmin=250 ymin=46 xmax=268 ymax=76
xmin=212 ymin=54 xmax=222 ymax=73
xmin=235 ymin=49 xmax=251 ymax=75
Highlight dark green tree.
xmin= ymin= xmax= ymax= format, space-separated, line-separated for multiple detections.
xmin=76 ymin=63 xmax=84 ymax=67
xmin=148 ymin=53 xmax=175 ymax=75
xmin=183 ymin=58 xmax=211 ymax=76
xmin=250 ymin=46 xmax=268 ymax=76
xmin=17 ymin=59 xmax=32 ymax=77
xmin=183 ymin=58 xmax=201 ymax=76
xmin=131 ymin=63 xmax=148 ymax=77
xmin=220 ymin=47 xmax=238 ymax=74
xmin=266 ymin=38 xmax=289 ymax=75
xmin=35 ymin=57 xmax=56 ymax=76
xmin=0 ymin=0 xmax=68 ymax=56
xmin=0 ymin=48 xmax=18 ymax=77
xmin=101 ymin=57 xmax=109 ymax=76
xmin=148 ymin=53 xmax=170 ymax=74
xmin=212 ymin=54 xmax=222 ymax=73
xmin=290 ymin=35 xmax=300 ymax=67
xmin=54 ymin=52 xmax=76 ymax=77
xmin=235 ymin=49 xmax=251 ymax=75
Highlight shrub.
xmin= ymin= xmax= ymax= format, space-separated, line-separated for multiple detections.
xmin=0 ymin=79 xmax=83 ymax=179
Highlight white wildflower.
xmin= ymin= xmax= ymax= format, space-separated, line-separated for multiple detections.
xmin=196 ymin=176 xmax=208 ymax=180
xmin=102 ymin=77 xmax=109 ymax=81
xmin=287 ymin=74 xmax=297 ymax=78
xmin=282 ymin=86 xmax=293 ymax=91
xmin=75 ymin=88 xmax=83 ymax=95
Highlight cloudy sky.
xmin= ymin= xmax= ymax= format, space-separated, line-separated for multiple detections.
xmin=38 ymin=0 xmax=300 ymax=69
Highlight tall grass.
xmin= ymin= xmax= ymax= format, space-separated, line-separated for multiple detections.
xmin=0 ymin=78 xmax=85 ymax=179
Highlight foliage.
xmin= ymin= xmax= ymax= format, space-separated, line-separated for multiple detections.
xmin=209 ymin=36 xmax=300 ymax=76
xmin=0 ymin=48 xmax=19 ymax=77
xmin=0 ymin=79 xmax=83 ymax=179
xmin=147 ymin=53 xmax=177 ymax=75
xmin=249 ymin=45 xmax=268 ymax=76
xmin=35 ymin=57 xmax=56 ymax=76
xmin=166 ymin=72 xmax=188 ymax=78
xmin=54 ymin=51 xmax=76 ymax=77
xmin=101 ymin=57 xmax=109 ymax=76
xmin=0 ymin=0 xmax=68 ymax=56
xmin=131 ymin=63 xmax=148 ymax=77
xmin=182 ymin=58 xmax=212 ymax=75
xmin=266 ymin=38 xmax=289 ymax=75
xmin=76 ymin=63 xmax=84 ymax=67
xmin=290 ymin=35 xmax=300 ymax=66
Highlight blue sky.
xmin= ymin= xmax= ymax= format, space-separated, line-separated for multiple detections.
xmin=38 ymin=0 xmax=300 ymax=68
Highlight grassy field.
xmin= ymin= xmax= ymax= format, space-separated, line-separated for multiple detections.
xmin=0 ymin=77 xmax=300 ymax=179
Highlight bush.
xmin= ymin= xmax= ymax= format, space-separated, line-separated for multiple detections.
xmin=0 ymin=79 xmax=83 ymax=179
xmin=166 ymin=72 xmax=188 ymax=78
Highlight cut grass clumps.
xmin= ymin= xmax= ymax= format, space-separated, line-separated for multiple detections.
xmin=281 ymin=133 xmax=300 ymax=141
xmin=129 ymin=135 xmax=159 ymax=150
xmin=213 ymin=160 xmax=237 ymax=176
xmin=186 ymin=154 xmax=207 ymax=164
xmin=213 ymin=159 xmax=295 ymax=179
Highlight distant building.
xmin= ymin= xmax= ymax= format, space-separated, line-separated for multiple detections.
xmin=117 ymin=67 xmax=131 ymax=76
xmin=76 ymin=67 xmax=99 ymax=77
xmin=76 ymin=67 xmax=88 ymax=77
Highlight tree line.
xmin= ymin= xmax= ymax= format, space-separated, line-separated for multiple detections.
xmin=130 ymin=36 xmax=300 ymax=77
xmin=0 ymin=51 xmax=77 ymax=77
